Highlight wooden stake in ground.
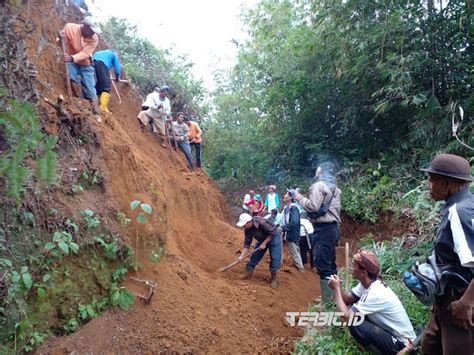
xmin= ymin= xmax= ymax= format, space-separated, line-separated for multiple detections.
xmin=345 ymin=242 xmax=350 ymax=290
xmin=111 ymin=80 xmax=122 ymax=104
xmin=59 ymin=34 xmax=72 ymax=97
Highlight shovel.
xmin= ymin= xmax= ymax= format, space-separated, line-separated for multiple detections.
xmin=219 ymin=248 xmax=261 ymax=272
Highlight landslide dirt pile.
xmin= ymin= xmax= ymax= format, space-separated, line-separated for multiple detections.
xmin=1 ymin=1 xmax=323 ymax=353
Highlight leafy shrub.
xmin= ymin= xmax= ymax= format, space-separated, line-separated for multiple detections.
xmin=0 ymin=92 xmax=57 ymax=202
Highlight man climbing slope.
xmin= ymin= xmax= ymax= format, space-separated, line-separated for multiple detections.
xmin=137 ymin=86 xmax=171 ymax=147
xmin=58 ymin=16 xmax=101 ymax=121
xmin=172 ymin=112 xmax=194 ymax=170
xmin=92 ymin=49 xmax=121 ymax=112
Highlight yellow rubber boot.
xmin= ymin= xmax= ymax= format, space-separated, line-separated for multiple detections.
xmin=99 ymin=92 xmax=111 ymax=112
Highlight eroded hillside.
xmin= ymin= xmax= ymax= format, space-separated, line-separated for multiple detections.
xmin=0 ymin=1 xmax=325 ymax=353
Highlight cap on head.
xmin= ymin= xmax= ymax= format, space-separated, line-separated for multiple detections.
xmin=236 ymin=213 xmax=252 ymax=227
xmin=268 ymin=184 xmax=276 ymax=190
xmin=421 ymin=154 xmax=473 ymax=181
xmin=249 ymin=190 xmax=255 ymax=196
xmin=82 ymin=16 xmax=102 ymax=34
xmin=254 ymin=194 xmax=262 ymax=201
xmin=286 ymin=188 xmax=297 ymax=199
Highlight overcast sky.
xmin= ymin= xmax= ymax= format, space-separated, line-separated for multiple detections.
xmin=94 ymin=0 xmax=258 ymax=90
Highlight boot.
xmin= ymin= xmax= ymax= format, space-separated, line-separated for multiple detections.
xmin=270 ymin=271 xmax=278 ymax=289
xmin=240 ymin=269 xmax=253 ymax=280
xmin=319 ymin=278 xmax=333 ymax=306
xmin=99 ymin=92 xmax=111 ymax=112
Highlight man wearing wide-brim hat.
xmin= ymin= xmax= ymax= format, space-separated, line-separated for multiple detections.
xmin=420 ymin=153 xmax=474 ymax=355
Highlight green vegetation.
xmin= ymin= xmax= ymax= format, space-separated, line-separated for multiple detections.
xmin=0 ymin=90 xmax=58 ymax=203
xmin=204 ymin=0 xmax=472 ymax=190
xmin=0 ymin=208 xmax=135 ymax=352
xmin=102 ymin=17 xmax=208 ymax=117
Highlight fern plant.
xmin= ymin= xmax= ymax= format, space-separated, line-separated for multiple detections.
xmin=0 ymin=89 xmax=58 ymax=202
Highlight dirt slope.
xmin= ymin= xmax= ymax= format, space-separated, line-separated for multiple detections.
xmin=3 ymin=1 xmax=324 ymax=353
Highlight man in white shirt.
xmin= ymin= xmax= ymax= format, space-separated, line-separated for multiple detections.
xmin=137 ymin=86 xmax=171 ymax=147
xmin=328 ymin=250 xmax=416 ymax=354
xmin=299 ymin=218 xmax=314 ymax=267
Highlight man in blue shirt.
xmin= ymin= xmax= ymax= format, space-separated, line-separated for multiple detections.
xmin=92 ymin=49 xmax=121 ymax=112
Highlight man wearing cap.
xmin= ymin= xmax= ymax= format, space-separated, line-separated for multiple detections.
xmin=328 ymin=250 xmax=416 ymax=354
xmin=264 ymin=185 xmax=280 ymax=213
xmin=137 ymin=86 xmax=171 ymax=148
xmin=295 ymin=162 xmax=342 ymax=305
xmin=58 ymin=16 xmax=101 ymax=120
xmin=92 ymin=49 xmax=122 ymax=112
xmin=419 ymin=154 xmax=474 ymax=355
xmin=236 ymin=213 xmax=282 ymax=288
xmin=281 ymin=190 xmax=304 ymax=272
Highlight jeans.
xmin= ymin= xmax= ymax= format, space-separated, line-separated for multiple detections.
xmin=245 ymin=233 xmax=282 ymax=272
xmin=178 ymin=141 xmax=194 ymax=170
xmin=312 ymin=222 xmax=339 ymax=278
xmin=67 ymin=62 xmax=97 ymax=100
xmin=190 ymin=142 xmax=201 ymax=168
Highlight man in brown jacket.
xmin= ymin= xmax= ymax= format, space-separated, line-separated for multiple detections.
xmin=295 ymin=162 xmax=342 ymax=304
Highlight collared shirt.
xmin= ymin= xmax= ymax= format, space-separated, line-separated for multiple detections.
xmin=172 ymin=121 xmax=189 ymax=142
xmin=243 ymin=216 xmax=278 ymax=249
xmin=434 ymin=188 xmax=474 ymax=279
xmin=92 ymin=50 xmax=121 ymax=79
xmin=187 ymin=121 xmax=202 ymax=143
xmin=63 ymin=23 xmax=98 ymax=66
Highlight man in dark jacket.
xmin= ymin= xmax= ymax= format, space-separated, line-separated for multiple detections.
xmin=420 ymin=154 xmax=473 ymax=355
xmin=281 ymin=190 xmax=304 ymax=272
xmin=236 ymin=213 xmax=282 ymax=289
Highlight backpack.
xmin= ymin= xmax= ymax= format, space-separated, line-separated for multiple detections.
xmin=404 ymin=251 xmax=470 ymax=306
xmin=307 ymin=184 xmax=336 ymax=220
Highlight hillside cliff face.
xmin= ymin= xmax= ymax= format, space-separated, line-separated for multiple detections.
xmin=2 ymin=1 xmax=320 ymax=353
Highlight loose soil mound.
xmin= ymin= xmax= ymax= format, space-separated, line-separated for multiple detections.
xmin=10 ymin=1 xmax=319 ymax=353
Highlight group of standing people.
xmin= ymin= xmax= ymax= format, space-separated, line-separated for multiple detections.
xmin=136 ymin=87 xmax=202 ymax=171
xmin=236 ymin=162 xmax=342 ymax=292
xmin=235 ymin=154 xmax=473 ymax=355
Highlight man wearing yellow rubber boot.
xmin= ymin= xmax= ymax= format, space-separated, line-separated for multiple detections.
xmin=92 ymin=49 xmax=122 ymax=112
